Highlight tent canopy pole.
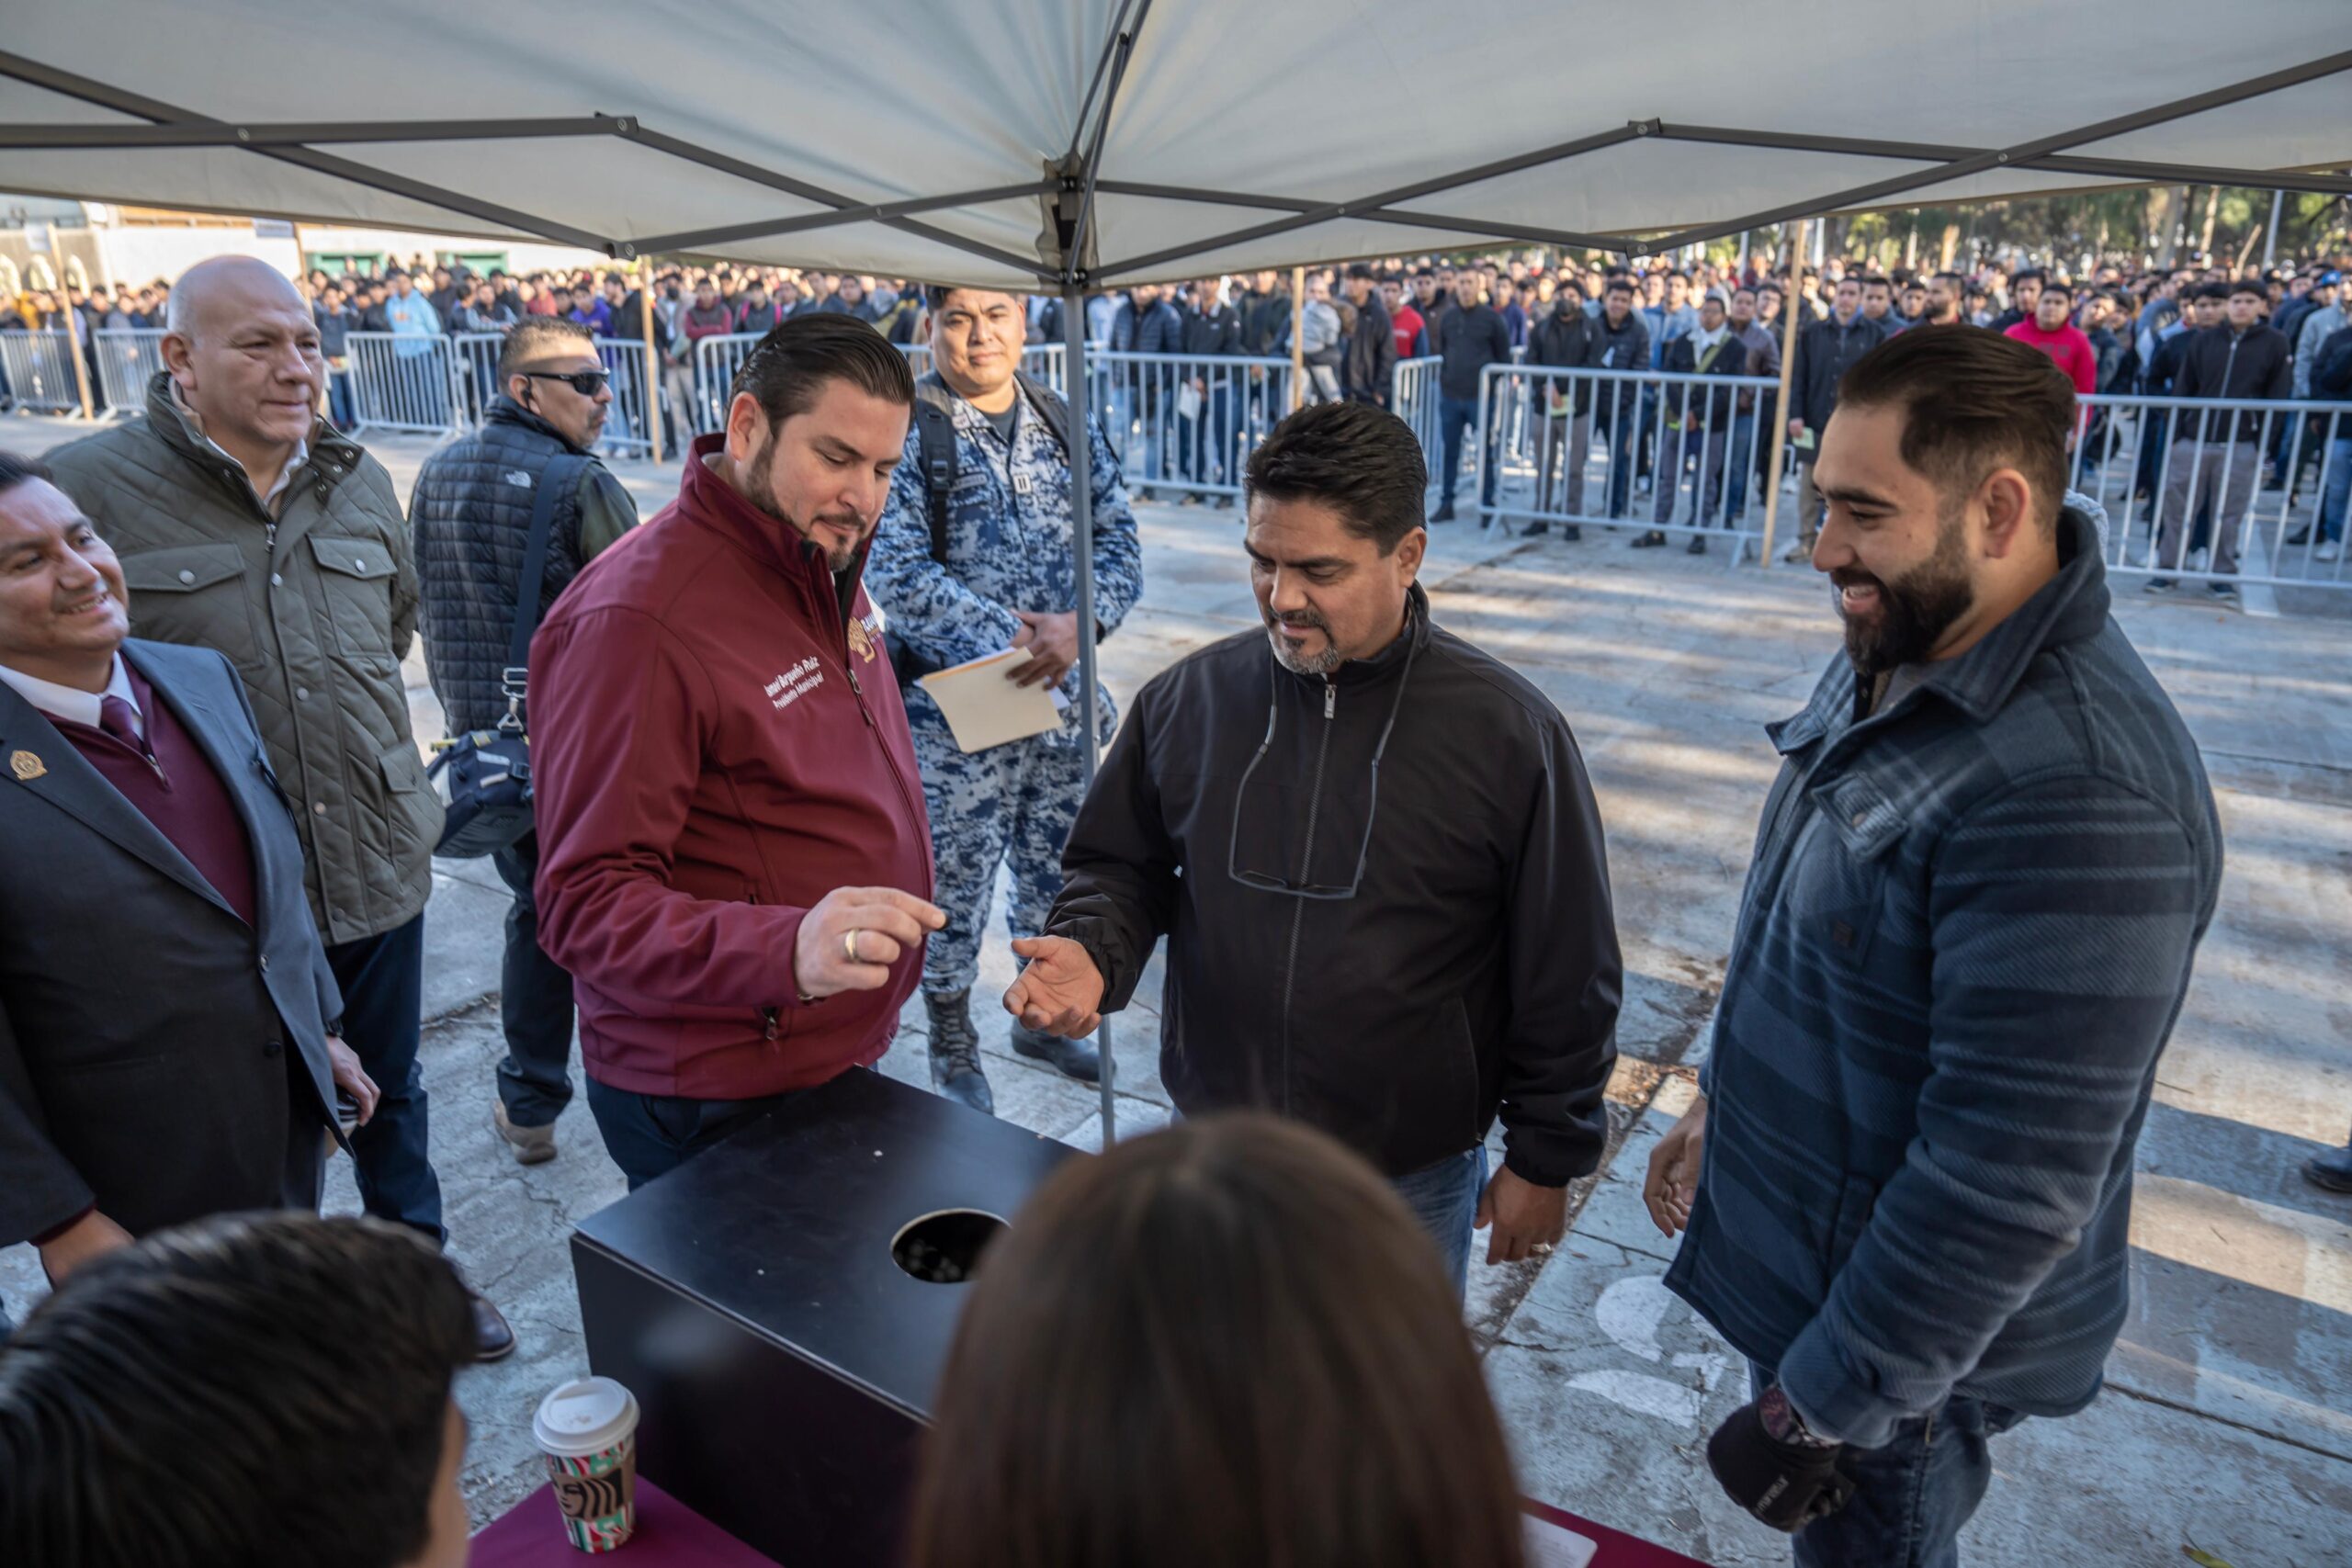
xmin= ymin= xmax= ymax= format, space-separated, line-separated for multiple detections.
xmin=1060 ymin=279 xmax=1115 ymax=1147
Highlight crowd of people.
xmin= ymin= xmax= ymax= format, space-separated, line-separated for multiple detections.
xmin=10 ymin=245 xmax=2348 ymax=580
xmin=0 ymin=239 xmax=2300 ymax=1568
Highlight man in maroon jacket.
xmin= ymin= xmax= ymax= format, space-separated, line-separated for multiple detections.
xmin=529 ymin=317 xmax=944 ymax=1189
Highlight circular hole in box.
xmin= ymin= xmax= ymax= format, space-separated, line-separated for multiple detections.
xmin=890 ymin=1209 xmax=1008 ymax=1285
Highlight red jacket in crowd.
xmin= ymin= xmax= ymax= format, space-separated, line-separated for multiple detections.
xmin=528 ymin=435 xmax=934 ymax=1100
xmin=2003 ymin=318 xmax=2099 ymax=398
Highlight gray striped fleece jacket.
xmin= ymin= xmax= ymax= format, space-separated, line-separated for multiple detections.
xmin=1664 ymin=505 xmax=2222 ymax=1448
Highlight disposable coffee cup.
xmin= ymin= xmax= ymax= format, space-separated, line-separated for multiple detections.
xmin=533 ymin=1376 xmax=640 ymax=1552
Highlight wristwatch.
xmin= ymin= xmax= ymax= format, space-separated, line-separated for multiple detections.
xmin=1760 ymin=1385 xmax=1839 ymax=1449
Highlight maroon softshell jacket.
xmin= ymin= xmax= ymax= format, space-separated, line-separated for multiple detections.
xmin=530 ymin=435 xmax=933 ymax=1098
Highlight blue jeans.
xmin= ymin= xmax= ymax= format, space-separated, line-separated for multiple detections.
xmin=2317 ymin=434 xmax=2352 ymax=542
xmin=327 ymin=914 xmax=443 ymax=1244
xmin=1747 ymin=1364 xmax=2024 ymax=1568
xmin=325 ymin=368 xmax=356 ymax=429
xmin=1593 ymin=382 xmax=1641 ymax=516
xmin=1437 ymin=395 xmax=1497 ymax=508
xmin=586 ymin=1077 xmax=821 ymax=1191
xmin=1391 ymin=1143 xmax=1489 ymax=1296
xmin=1724 ymin=414 xmax=1758 ymax=524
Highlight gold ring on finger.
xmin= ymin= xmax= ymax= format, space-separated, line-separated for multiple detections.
xmin=845 ymin=929 xmax=860 ymax=964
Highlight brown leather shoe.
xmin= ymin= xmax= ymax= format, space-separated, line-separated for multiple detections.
xmin=471 ymin=1292 xmax=516 ymax=1362
xmin=493 ymin=1101 xmax=558 ymax=1166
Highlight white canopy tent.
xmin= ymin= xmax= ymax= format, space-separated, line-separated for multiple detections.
xmin=8 ymin=2 xmax=2348 ymax=1138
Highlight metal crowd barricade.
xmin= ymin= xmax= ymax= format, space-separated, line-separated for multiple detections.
xmin=448 ymin=332 xmax=505 ymax=428
xmin=344 ymin=331 xmax=460 ymax=434
xmin=2063 ymin=390 xmax=2352 ymax=592
xmin=91 ymin=329 xmax=168 ymax=414
xmin=0 ymin=330 xmax=85 ymax=414
xmin=592 ymin=336 xmax=657 ymax=459
xmin=1086 ymin=351 xmax=1292 ymax=502
xmin=1390 ymin=355 xmax=1443 ymax=477
xmin=1475 ymin=361 xmax=1781 ymax=559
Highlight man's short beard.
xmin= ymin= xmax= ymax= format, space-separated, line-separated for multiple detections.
xmin=1835 ymin=503 xmax=1975 ymax=677
xmin=1264 ymin=608 xmax=1343 ymax=676
xmin=747 ymin=433 xmax=862 ymax=572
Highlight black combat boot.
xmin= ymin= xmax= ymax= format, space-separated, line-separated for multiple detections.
xmin=925 ymin=989 xmax=994 ymax=1115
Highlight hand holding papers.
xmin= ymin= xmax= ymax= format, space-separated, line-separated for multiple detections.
xmin=917 ymin=649 xmax=1063 ymax=753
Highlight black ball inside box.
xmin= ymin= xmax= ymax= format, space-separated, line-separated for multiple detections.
xmin=571 ymin=1066 xmax=1080 ymax=1566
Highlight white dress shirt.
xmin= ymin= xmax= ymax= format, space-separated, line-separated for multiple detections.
xmin=0 ymin=653 xmax=143 ymax=740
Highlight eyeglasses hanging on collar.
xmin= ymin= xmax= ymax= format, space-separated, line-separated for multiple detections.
xmin=1226 ymin=633 xmax=1420 ymax=901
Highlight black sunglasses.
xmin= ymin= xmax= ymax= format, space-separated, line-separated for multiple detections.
xmin=520 ymin=369 xmax=609 ymax=397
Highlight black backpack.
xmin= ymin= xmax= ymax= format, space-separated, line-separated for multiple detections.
xmin=887 ymin=370 xmax=1074 ymax=690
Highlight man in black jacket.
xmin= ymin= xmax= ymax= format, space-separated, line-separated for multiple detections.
xmin=409 ymin=320 xmax=639 ymax=1165
xmin=1176 ymin=277 xmax=1245 ymax=507
xmin=1522 ymin=281 xmax=1595 ymax=537
xmin=1004 ymin=401 xmax=1622 ymax=1294
xmin=2150 ymin=280 xmax=2292 ymax=598
xmin=1783 ymin=277 xmax=1885 ymax=559
xmin=1430 ymin=276 xmax=1513 ymax=523
xmin=1341 ymin=263 xmax=1397 ymax=409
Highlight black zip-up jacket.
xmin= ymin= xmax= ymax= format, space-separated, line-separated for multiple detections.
xmin=1790 ymin=311 xmax=1886 ymax=432
xmin=1525 ymin=306 xmax=1596 ymax=413
xmin=1178 ymin=301 xmax=1243 ymax=360
xmin=1343 ymin=291 xmax=1397 ymax=403
xmin=2175 ymin=321 xmax=2293 ymax=446
xmin=1045 ymin=583 xmax=1622 ymax=1186
xmin=1436 ymin=302 xmax=1514 ymax=401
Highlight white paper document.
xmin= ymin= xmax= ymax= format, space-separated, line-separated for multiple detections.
xmin=916 ymin=648 xmax=1063 ymax=753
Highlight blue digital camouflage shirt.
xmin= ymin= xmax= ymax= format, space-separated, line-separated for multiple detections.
xmin=865 ymin=384 xmax=1145 ymax=746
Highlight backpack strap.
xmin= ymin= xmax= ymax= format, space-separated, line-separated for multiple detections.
xmin=913 ymin=373 xmax=960 ymax=566
xmin=501 ymin=451 xmax=589 ymax=729
xmin=1014 ymin=370 xmax=1074 ymax=459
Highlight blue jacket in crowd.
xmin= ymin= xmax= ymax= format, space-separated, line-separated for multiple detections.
xmin=1666 ymin=504 xmax=2222 ymax=1448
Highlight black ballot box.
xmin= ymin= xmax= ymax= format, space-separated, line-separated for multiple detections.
xmin=571 ymin=1067 xmax=1080 ymax=1567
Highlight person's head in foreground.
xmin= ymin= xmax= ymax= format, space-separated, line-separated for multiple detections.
xmin=718 ymin=313 xmax=915 ymax=572
xmin=1241 ymin=400 xmax=1428 ymax=677
xmin=1811 ymin=327 xmax=2073 ymax=678
xmin=907 ymin=1114 xmax=1528 ymax=1568
xmin=0 ymin=1212 xmax=477 ymax=1568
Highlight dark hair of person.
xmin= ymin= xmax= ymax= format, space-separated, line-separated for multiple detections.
xmin=1413 ymin=265 xmax=1435 ymax=281
xmin=1861 ymin=275 xmax=1893 ymax=290
xmin=1347 ymin=262 xmax=1378 ymax=282
xmin=2038 ymin=278 xmax=2075 ymax=301
xmin=1604 ymin=277 xmax=1635 ymax=298
xmin=2226 ymin=280 xmax=2266 ymax=300
xmin=1836 ymin=328 xmax=2071 ymax=536
xmin=0 ymin=1213 xmax=476 ymax=1568
xmin=2195 ymin=281 xmax=2235 ymax=302
xmin=1244 ymin=400 xmax=1430 ymax=556
xmin=497 ymin=315 xmax=597 ymax=380
xmin=0 ymin=450 xmax=55 ymax=497
xmin=2012 ymin=267 xmax=2046 ymax=288
xmin=906 ymin=1114 xmax=1527 ymax=1568
xmin=730 ymin=311 xmax=915 ymax=427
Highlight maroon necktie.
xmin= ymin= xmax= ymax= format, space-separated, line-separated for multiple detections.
xmin=99 ymin=694 xmax=166 ymax=784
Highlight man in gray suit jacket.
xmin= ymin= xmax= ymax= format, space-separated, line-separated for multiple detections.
xmin=0 ymin=452 xmax=376 ymax=1309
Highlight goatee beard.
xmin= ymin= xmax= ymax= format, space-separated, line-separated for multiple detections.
xmin=747 ymin=435 xmax=862 ymax=572
xmin=1264 ymin=611 xmax=1342 ymax=676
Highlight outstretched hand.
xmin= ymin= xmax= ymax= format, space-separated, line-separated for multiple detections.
xmin=1003 ymin=935 xmax=1105 ymax=1036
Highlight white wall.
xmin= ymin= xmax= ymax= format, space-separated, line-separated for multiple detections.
xmin=92 ymin=228 xmax=300 ymax=288
xmin=292 ymin=226 xmax=609 ymax=277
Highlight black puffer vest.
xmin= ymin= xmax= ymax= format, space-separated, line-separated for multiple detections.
xmin=410 ymin=399 xmax=595 ymax=735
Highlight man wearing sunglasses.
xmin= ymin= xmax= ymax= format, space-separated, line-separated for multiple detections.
xmin=411 ymin=319 xmax=639 ymax=1168
xmin=1007 ymin=400 xmax=1622 ymax=1292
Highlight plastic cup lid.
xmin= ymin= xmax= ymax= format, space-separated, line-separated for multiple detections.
xmin=533 ymin=1376 xmax=639 ymax=1457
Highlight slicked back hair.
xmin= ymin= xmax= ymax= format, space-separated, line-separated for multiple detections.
xmin=0 ymin=450 xmax=54 ymax=498
xmin=0 ymin=1213 xmax=476 ymax=1568
xmin=1245 ymin=400 xmax=1429 ymax=555
xmin=1835 ymin=327 xmax=2072 ymax=536
xmin=498 ymin=315 xmax=596 ymax=381
xmin=732 ymin=312 xmax=914 ymax=428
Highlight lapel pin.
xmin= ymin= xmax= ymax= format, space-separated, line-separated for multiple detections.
xmin=10 ymin=750 xmax=46 ymax=783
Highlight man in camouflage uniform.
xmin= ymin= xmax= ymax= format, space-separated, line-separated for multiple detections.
xmin=865 ymin=286 xmax=1145 ymax=1112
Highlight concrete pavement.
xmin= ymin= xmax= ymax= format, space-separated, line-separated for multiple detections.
xmin=2 ymin=415 xmax=2347 ymax=1564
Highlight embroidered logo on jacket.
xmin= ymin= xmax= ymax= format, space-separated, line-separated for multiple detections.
xmin=765 ymin=658 xmax=824 ymax=711
xmin=846 ymin=615 xmax=881 ymax=663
